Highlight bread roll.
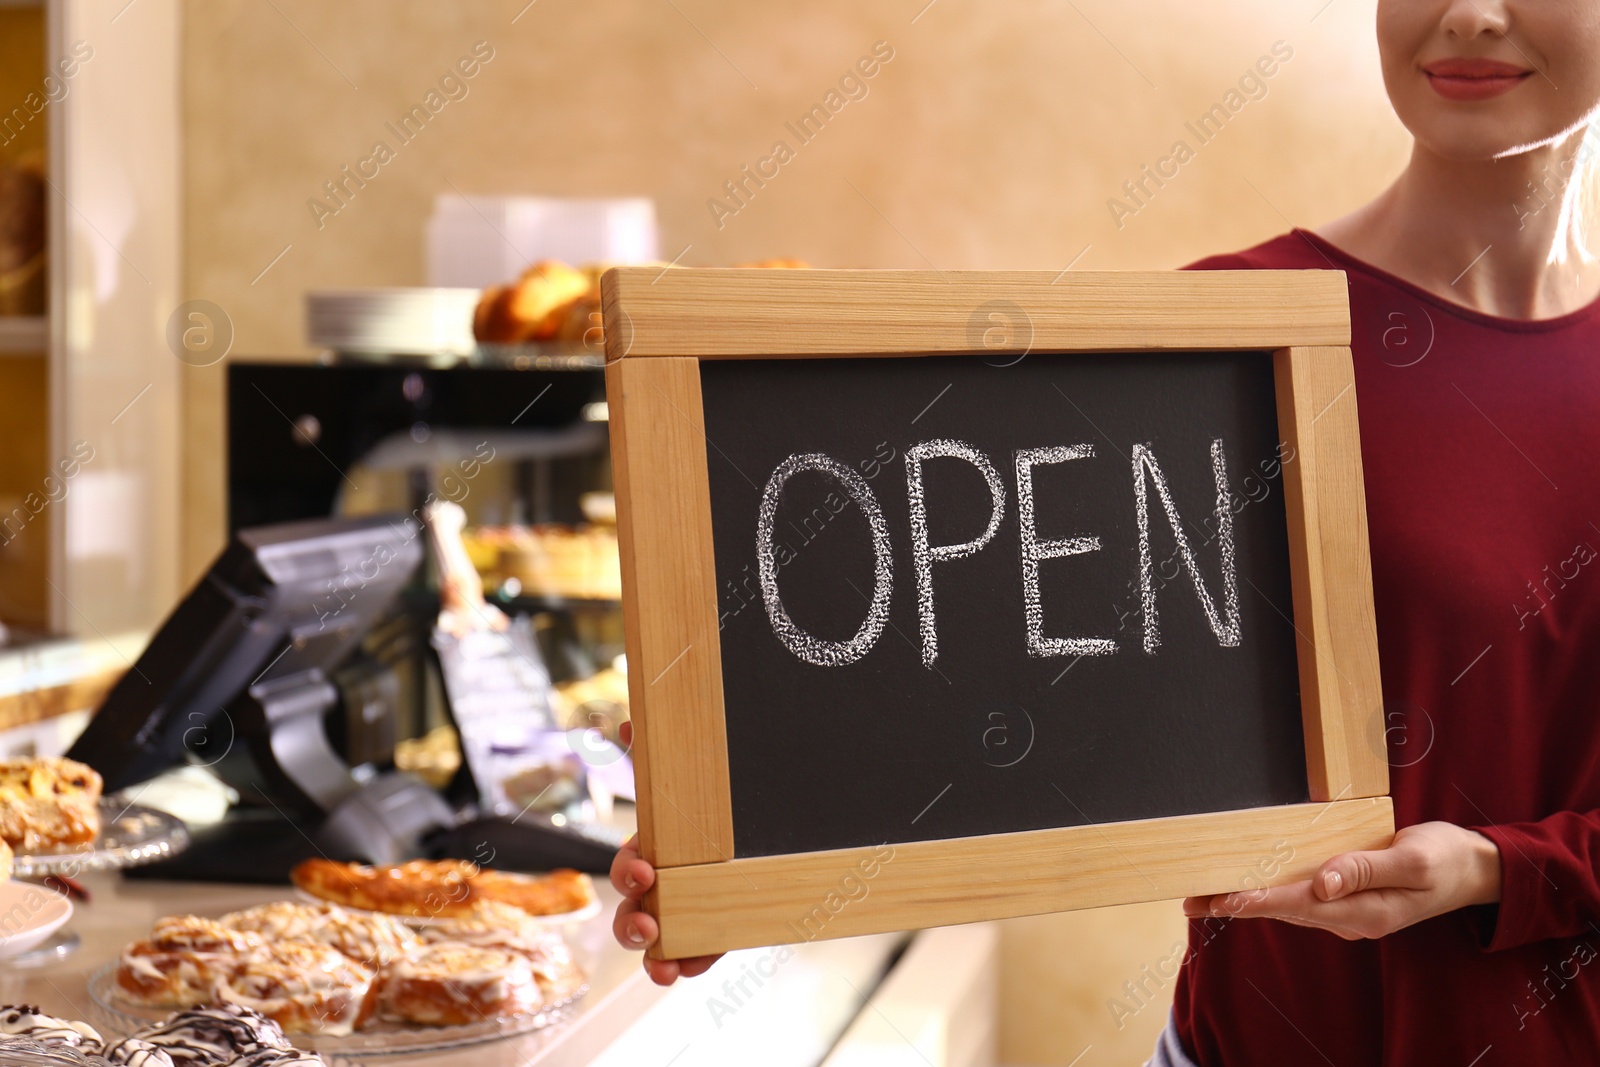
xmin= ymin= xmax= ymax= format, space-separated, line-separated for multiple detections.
xmin=218 ymin=901 xmax=419 ymax=969
xmin=377 ymin=943 xmax=540 ymax=1026
xmin=0 ymin=757 xmax=103 ymax=850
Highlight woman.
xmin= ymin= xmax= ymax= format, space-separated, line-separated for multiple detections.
xmin=613 ymin=0 xmax=1600 ymax=1060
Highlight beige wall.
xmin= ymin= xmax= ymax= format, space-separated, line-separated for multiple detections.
xmin=181 ymin=0 xmax=1410 ymax=579
xmin=181 ymin=2 xmax=1411 ymax=1062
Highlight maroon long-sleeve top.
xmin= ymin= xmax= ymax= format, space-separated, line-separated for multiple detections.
xmin=1174 ymin=229 xmax=1600 ymax=1064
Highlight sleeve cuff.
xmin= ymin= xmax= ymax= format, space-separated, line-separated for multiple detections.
xmin=1468 ymin=823 xmax=1527 ymax=952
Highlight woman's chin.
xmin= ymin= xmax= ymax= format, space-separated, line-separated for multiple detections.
xmin=1398 ymin=110 xmax=1580 ymax=165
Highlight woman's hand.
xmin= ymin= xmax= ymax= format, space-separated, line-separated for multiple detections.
xmin=1181 ymin=822 xmax=1502 ymax=940
xmin=609 ymin=721 xmax=724 ymax=985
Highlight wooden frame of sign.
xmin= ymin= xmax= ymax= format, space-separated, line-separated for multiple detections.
xmin=601 ymin=267 xmax=1392 ymax=961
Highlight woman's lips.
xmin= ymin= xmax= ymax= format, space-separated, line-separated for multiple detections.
xmin=1423 ymin=57 xmax=1534 ymax=101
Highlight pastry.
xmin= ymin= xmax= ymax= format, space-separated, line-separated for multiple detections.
xmin=376 ymin=942 xmax=541 ymax=1026
xmin=470 ymin=283 xmax=514 ymax=342
xmin=472 ymin=868 xmax=596 ymax=918
xmin=472 ymin=257 xmax=804 ymax=347
xmin=420 ymin=901 xmax=584 ymax=999
xmin=419 ymin=900 xmax=558 ymax=954
xmin=506 ymin=259 xmax=591 ymax=341
xmin=115 ymin=918 xmax=265 ymax=1008
xmin=212 ymin=940 xmax=376 ymax=1036
xmin=218 ymin=901 xmax=419 ymax=969
xmin=290 ymin=857 xmax=596 ymax=920
xmin=0 ymin=838 xmax=13 ymax=881
xmin=494 ymin=523 xmax=622 ymax=600
xmin=116 ymin=945 xmax=239 ymax=1011
xmin=227 ymin=1050 xmax=326 ymax=1067
xmin=114 ymin=1005 xmax=291 ymax=1065
xmin=472 ymin=260 xmax=591 ymax=344
xmin=103 ymin=1038 xmax=176 ymax=1067
xmin=0 ymin=1004 xmax=326 ymax=1067
xmin=554 ymin=293 xmax=604 ymax=350
xmin=550 ymin=260 xmax=609 ymax=351
xmin=289 ymin=858 xmax=481 ymax=920
xmin=147 ymin=916 xmax=264 ymax=955
xmin=0 ymin=1006 xmax=104 ymax=1052
xmin=0 ymin=757 xmax=102 ymax=850
xmin=113 ymin=892 xmax=585 ymax=1037
xmin=117 ymin=916 xmax=377 ymax=1034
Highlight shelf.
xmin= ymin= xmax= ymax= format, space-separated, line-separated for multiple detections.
xmin=491 ymin=590 xmax=623 ymax=614
xmin=327 ymin=342 xmax=605 ymax=371
xmin=0 ymin=316 xmax=47 ymax=355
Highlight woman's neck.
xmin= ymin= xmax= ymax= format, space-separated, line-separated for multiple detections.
xmin=1315 ymin=128 xmax=1600 ymax=320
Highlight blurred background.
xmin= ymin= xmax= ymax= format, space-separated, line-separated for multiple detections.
xmin=0 ymin=1 xmax=1408 ymax=1063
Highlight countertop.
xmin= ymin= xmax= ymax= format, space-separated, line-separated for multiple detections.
xmin=0 ymin=633 xmax=141 ymax=733
xmin=0 ymin=872 xmax=666 ymax=1065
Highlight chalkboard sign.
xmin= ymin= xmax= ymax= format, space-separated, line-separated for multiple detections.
xmin=704 ymin=350 xmax=1308 ymax=858
xmin=603 ymin=269 xmax=1393 ymax=960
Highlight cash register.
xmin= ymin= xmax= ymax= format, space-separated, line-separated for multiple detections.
xmin=66 ymin=514 xmax=622 ymax=882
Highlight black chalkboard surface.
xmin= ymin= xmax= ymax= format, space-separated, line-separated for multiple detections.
xmin=701 ymin=352 xmax=1306 ymax=858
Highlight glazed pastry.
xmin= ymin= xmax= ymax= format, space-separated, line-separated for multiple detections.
xmin=117 ymin=914 xmax=381 ymax=1029
xmin=0 ymin=1004 xmax=319 ymax=1067
xmin=212 ymin=940 xmax=376 ymax=1035
xmin=115 ymin=918 xmax=264 ymax=1008
xmin=0 ymin=1005 xmax=104 ymax=1052
xmin=419 ymin=900 xmax=559 ymax=954
xmin=103 ymin=1038 xmax=175 ymax=1067
xmin=0 ymin=757 xmax=102 ymax=850
xmin=419 ymin=901 xmax=583 ymax=998
xmin=116 ymin=944 xmax=242 ymax=1009
xmin=116 ymin=1005 xmax=289 ymax=1065
xmin=219 ymin=901 xmax=419 ymax=969
xmin=146 ymin=916 xmax=262 ymax=955
xmin=227 ymin=1049 xmax=326 ymax=1067
xmin=113 ymin=894 xmax=584 ymax=1035
xmin=377 ymin=942 xmax=541 ymax=1026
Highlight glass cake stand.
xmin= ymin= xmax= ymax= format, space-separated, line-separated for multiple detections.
xmin=5 ymin=799 xmax=190 ymax=967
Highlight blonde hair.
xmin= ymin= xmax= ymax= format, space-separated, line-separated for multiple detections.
xmin=1551 ymin=122 xmax=1600 ymax=262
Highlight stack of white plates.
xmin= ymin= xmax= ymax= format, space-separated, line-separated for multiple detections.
xmin=306 ymin=287 xmax=480 ymax=357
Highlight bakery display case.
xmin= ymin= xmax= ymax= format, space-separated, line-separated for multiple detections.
xmin=226 ymin=354 xmax=627 ymax=770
